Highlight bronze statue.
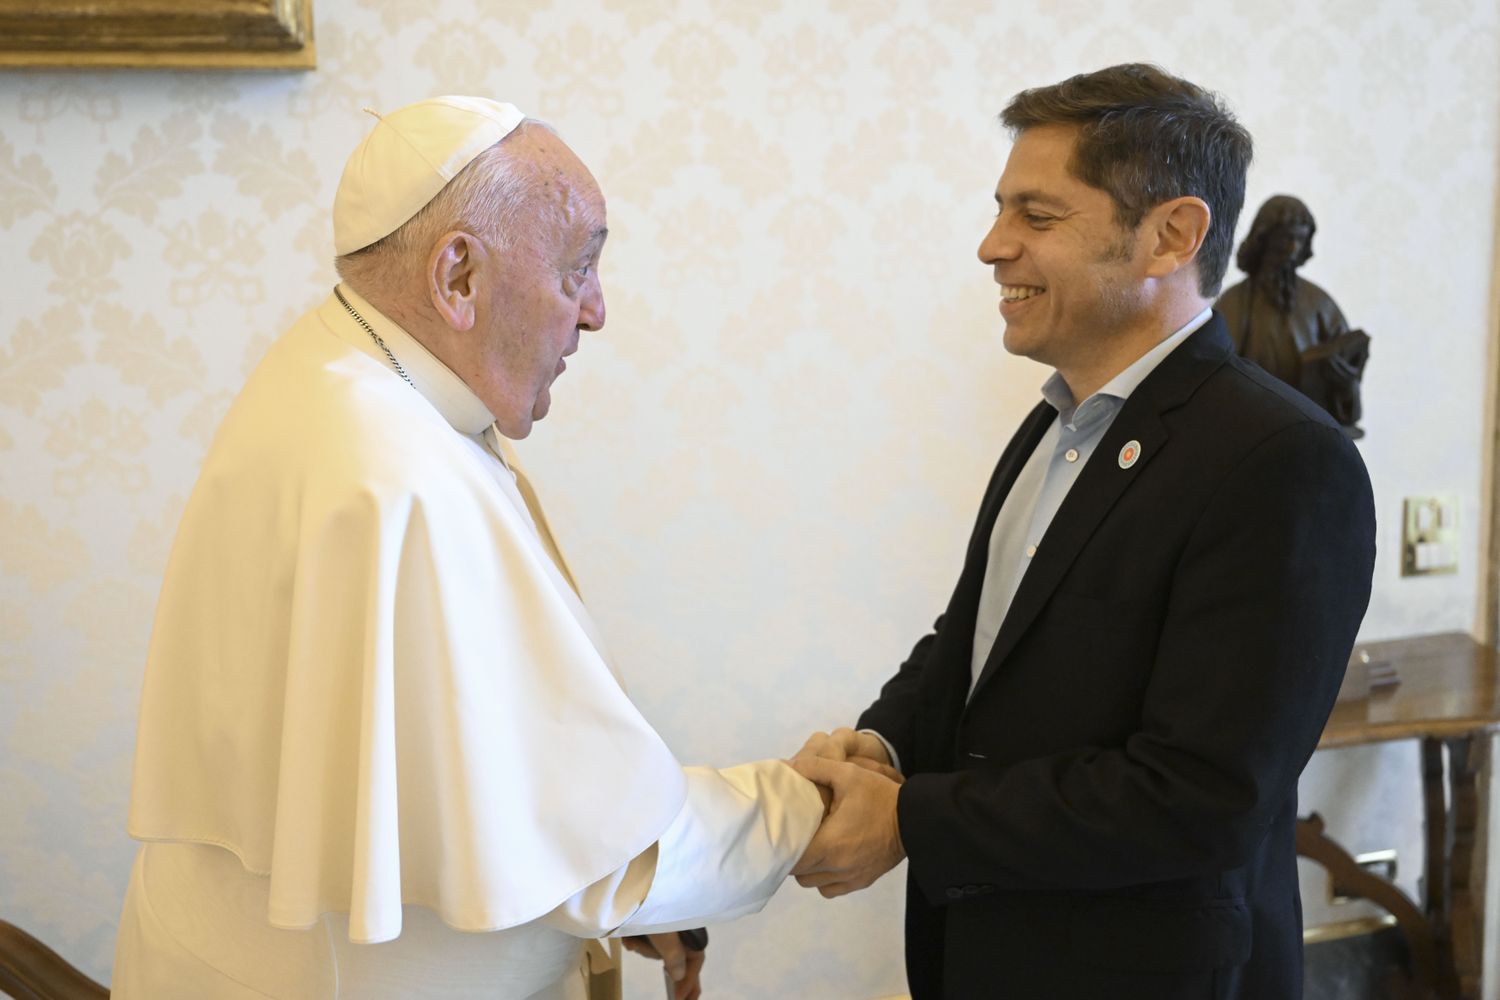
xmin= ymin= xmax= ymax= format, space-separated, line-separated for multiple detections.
xmin=1216 ymin=195 xmax=1370 ymax=438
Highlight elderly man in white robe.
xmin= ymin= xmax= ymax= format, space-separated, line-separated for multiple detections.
xmin=111 ymin=97 xmax=825 ymax=1000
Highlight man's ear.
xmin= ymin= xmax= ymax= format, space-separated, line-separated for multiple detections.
xmin=427 ymin=231 xmax=486 ymax=331
xmin=1144 ymin=196 xmax=1211 ymax=280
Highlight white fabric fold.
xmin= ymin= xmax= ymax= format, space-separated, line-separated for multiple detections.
xmin=128 ymin=297 xmax=686 ymax=944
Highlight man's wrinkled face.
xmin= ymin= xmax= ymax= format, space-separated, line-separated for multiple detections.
xmin=976 ymin=124 xmax=1146 ymax=372
xmin=478 ymin=131 xmax=607 ymax=439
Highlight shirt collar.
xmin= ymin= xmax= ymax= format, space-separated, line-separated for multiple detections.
xmin=1040 ymin=306 xmax=1213 ymax=425
xmin=334 ymin=284 xmax=496 ymax=436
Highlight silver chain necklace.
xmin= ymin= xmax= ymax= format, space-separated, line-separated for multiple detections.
xmin=334 ymin=287 xmax=414 ymax=389
xmin=332 ymin=287 xmax=510 ymax=472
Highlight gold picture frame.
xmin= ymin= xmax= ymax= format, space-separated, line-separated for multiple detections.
xmin=0 ymin=0 xmax=315 ymax=70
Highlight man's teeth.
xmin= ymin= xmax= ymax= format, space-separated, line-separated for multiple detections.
xmin=1002 ymin=285 xmax=1045 ymax=302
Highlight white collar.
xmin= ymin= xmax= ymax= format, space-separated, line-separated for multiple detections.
xmin=333 ymin=284 xmax=496 ymax=436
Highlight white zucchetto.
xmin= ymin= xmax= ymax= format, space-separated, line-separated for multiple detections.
xmin=332 ymin=96 xmax=526 ymax=256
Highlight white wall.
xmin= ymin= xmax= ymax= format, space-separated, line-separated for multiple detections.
xmin=1 ymin=1 xmax=1496 ymax=996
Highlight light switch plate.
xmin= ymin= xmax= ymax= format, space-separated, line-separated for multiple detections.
xmin=1401 ymin=495 xmax=1459 ymax=577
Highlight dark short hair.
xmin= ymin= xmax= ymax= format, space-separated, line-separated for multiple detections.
xmin=1235 ymin=194 xmax=1315 ymax=275
xmin=1000 ymin=63 xmax=1253 ymax=297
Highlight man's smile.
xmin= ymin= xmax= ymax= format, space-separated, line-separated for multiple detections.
xmin=999 ymin=283 xmax=1046 ymax=318
xmin=1000 ymin=283 xmax=1045 ymax=302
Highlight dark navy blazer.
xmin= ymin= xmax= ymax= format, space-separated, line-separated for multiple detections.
xmin=860 ymin=313 xmax=1377 ymax=1000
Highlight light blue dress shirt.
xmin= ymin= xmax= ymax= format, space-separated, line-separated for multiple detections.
xmin=865 ymin=309 xmax=1214 ymax=770
xmin=967 ymin=307 xmax=1213 ymax=692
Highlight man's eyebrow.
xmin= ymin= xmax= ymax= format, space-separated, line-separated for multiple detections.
xmin=995 ymin=190 xmax=1069 ymax=211
xmin=583 ymin=227 xmax=608 ymax=254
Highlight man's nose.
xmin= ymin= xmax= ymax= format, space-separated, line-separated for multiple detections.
xmin=579 ymin=279 xmax=605 ymax=331
xmin=978 ymin=217 xmax=1019 ymax=264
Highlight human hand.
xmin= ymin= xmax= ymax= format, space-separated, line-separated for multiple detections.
xmin=790 ymin=756 xmax=906 ymax=898
xmin=792 ymin=727 xmax=891 ymax=769
xmin=621 ymin=933 xmax=704 ymax=1000
xmin=846 ymin=755 xmax=905 ymax=784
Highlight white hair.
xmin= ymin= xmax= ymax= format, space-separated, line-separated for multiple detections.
xmin=334 ymin=118 xmax=555 ymax=293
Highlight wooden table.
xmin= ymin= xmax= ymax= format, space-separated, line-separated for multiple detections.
xmin=1298 ymin=632 xmax=1500 ymax=1000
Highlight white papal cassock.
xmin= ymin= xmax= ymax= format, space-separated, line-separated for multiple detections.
xmin=112 ymin=285 xmax=824 ymax=999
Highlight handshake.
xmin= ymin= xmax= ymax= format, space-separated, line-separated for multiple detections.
xmin=788 ymin=727 xmax=908 ymax=899
xmin=624 ymin=728 xmax=905 ymax=1000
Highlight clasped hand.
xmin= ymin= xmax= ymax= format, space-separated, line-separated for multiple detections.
xmin=789 ymin=728 xmax=906 ymax=898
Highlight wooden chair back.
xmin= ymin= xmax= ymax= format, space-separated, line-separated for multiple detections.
xmin=0 ymin=921 xmax=108 ymax=1000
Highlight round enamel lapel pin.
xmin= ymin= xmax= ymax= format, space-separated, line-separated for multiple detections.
xmin=1118 ymin=440 xmax=1142 ymax=469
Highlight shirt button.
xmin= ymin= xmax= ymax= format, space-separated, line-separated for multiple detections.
xmin=1065 ymin=448 xmax=1079 ymax=463
xmin=1026 ymin=544 xmax=1038 ymax=558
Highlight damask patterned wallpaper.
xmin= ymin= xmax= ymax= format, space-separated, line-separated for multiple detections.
xmin=1 ymin=0 xmax=1496 ymax=996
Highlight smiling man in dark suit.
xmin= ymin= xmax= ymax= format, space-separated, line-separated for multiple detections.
xmin=791 ymin=64 xmax=1376 ymax=1000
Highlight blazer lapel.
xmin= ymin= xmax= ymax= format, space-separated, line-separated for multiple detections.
xmin=921 ymin=400 xmax=1056 ymax=762
xmin=968 ymin=316 xmax=1235 ymax=700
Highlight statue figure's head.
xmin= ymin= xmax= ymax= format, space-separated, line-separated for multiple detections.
xmin=1235 ymin=194 xmax=1316 ymax=312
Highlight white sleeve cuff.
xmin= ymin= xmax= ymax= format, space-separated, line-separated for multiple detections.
xmin=611 ymin=759 xmax=823 ymax=937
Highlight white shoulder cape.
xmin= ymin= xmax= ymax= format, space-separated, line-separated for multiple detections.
xmin=128 ymin=300 xmax=685 ymax=944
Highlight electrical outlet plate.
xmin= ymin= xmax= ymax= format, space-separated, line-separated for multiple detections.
xmin=1401 ymin=495 xmax=1459 ymax=577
